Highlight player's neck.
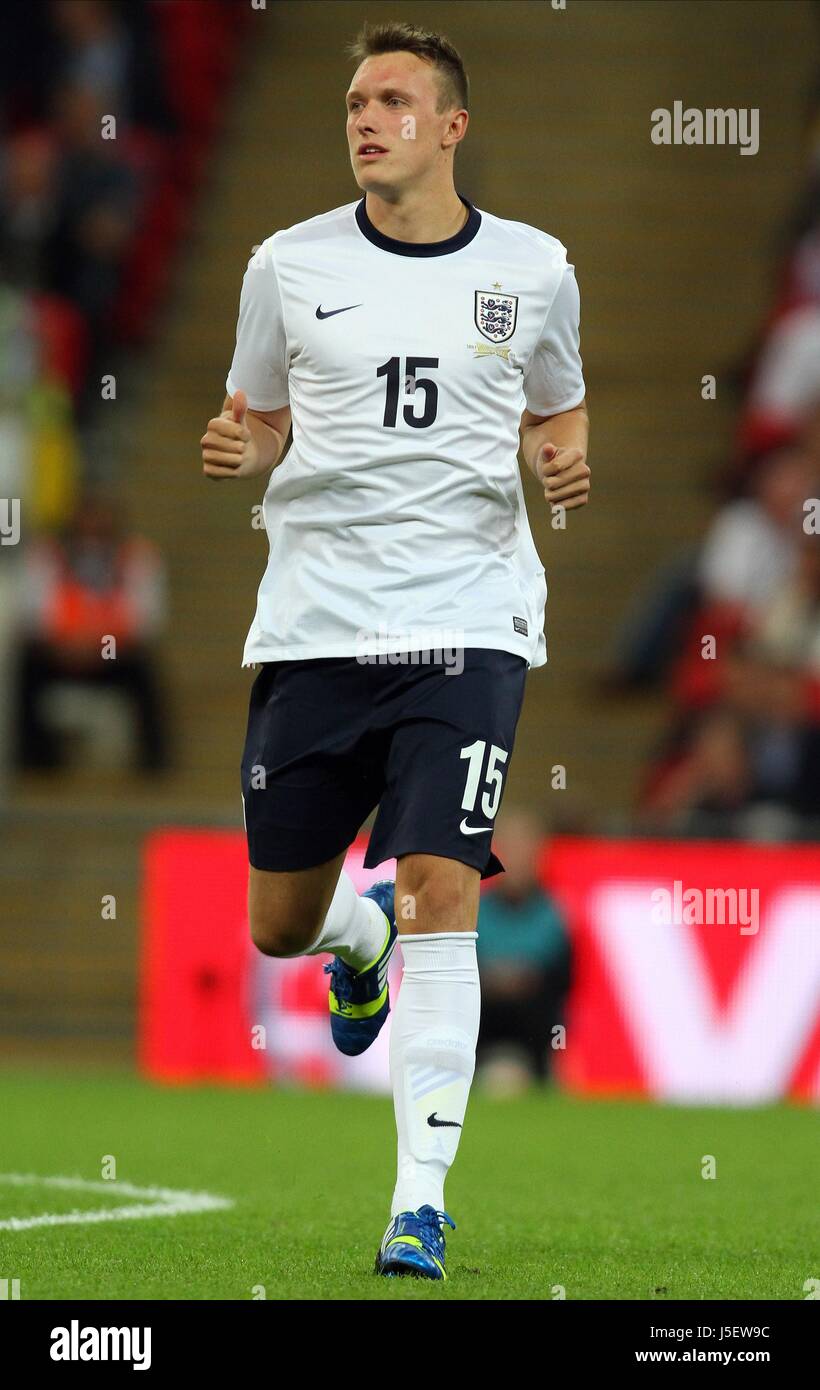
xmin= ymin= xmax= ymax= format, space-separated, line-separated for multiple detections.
xmin=363 ymin=186 xmax=468 ymax=245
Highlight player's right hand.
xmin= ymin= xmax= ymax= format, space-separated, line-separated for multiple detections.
xmin=201 ymin=389 xmax=259 ymax=479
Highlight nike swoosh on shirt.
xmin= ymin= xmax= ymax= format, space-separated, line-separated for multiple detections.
xmin=459 ymin=819 xmax=492 ymax=836
xmin=315 ymin=303 xmax=362 ymax=319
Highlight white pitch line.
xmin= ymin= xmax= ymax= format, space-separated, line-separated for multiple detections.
xmin=0 ymin=1173 xmax=233 ymax=1232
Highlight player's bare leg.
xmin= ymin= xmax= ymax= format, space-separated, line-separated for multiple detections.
xmin=248 ymin=852 xmax=397 ymax=1055
xmin=248 ymin=851 xmax=385 ymax=966
xmin=395 ymin=853 xmax=480 ymax=937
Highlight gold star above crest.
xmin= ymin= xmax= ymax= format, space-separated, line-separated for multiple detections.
xmin=492 ymin=281 xmax=502 ymax=290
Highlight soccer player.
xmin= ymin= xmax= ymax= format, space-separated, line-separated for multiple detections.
xmin=200 ymin=21 xmax=590 ymax=1280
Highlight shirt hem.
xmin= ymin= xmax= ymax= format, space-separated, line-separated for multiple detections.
xmin=241 ymin=635 xmax=546 ymax=669
xmin=523 ymin=385 xmax=587 ymax=418
xmin=225 ymin=373 xmax=289 ymax=412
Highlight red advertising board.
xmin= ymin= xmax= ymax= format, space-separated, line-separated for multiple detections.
xmin=139 ymin=832 xmax=820 ymax=1103
xmin=545 ymin=838 xmax=820 ymax=1103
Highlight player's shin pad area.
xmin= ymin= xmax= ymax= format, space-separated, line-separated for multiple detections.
xmin=0 ymin=1071 xmax=814 ymax=1301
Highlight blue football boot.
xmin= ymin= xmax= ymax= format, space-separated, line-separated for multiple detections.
xmin=375 ymin=1205 xmax=456 ymax=1280
xmin=324 ymin=879 xmax=397 ymax=1056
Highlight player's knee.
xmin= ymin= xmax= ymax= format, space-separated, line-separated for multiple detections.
xmin=398 ymin=864 xmax=472 ymax=932
xmin=248 ymin=905 xmax=317 ymax=958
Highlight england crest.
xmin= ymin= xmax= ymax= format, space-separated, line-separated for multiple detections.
xmin=475 ymin=290 xmax=518 ymax=344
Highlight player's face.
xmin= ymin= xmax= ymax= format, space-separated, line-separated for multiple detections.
xmin=346 ymin=52 xmax=459 ymax=195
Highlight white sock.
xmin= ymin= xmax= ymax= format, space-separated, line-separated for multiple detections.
xmin=303 ymin=870 xmax=388 ymax=972
xmin=389 ymin=932 xmax=480 ymax=1216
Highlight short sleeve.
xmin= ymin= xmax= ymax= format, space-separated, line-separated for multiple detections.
xmin=224 ymin=241 xmax=289 ymax=411
xmin=522 ymin=261 xmax=586 ymax=416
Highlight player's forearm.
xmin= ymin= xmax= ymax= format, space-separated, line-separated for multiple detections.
xmin=520 ymin=402 xmax=589 ymax=479
xmin=244 ymin=412 xmax=288 ymax=475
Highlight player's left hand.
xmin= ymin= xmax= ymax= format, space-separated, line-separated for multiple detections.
xmin=536 ymin=444 xmax=591 ymax=511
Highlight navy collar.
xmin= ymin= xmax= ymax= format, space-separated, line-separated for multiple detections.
xmin=355 ymin=194 xmax=481 ymax=257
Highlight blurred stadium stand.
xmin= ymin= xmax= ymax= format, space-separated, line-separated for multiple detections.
xmin=0 ymin=0 xmax=818 ymax=1062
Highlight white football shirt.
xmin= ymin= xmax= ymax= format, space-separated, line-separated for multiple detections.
xmin=225 ymin=195 xmax=585 ymax=669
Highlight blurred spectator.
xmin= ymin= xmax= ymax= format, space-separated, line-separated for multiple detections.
xmin=723 ymin=535 xmax=820 ymax=818
xmin=670 ymin=442 xmax=817 ymax=710
xmin=13 ymin=493 xmax=170 ymax=772
xmin=49 ymin=0 xmax=133 ymax=114
xmin=596 ymin=548 xmax=701 ymax=693
xmin=734 ymin=78 xmax=820 ymax=468
xmin=640 ymin=533 xmax=820 ymax=834
xmin=639 ymin=708 xmax=754 ymax=835
xmin=739 ymin=306 xmax=820 ymax=459
xmin=599 ymin=443 xmax=816 ymax=698
xmin=698 ymin=442 xmax=813 ymax=611
xmin=0 ymin=131 xmax=59 ymax=292
xmin=476 ymin=807 xmax=572 ymax=1088
xmin=46 ymin=82 xmax=140 ymax=352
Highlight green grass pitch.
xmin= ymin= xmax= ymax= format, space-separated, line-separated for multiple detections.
xmin=1 ymin=1069 xmax=816 ymax=1300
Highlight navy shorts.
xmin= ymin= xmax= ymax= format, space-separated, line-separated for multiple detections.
xmin=240 ymin=648 xmax=528 ymax=879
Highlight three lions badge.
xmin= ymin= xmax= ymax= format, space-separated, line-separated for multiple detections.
xmin=475 ymin=291 xmax=518 ymax=344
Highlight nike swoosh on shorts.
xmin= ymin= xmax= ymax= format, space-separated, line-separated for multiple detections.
xmin=459 ymin=818 xmax=492 ymax=835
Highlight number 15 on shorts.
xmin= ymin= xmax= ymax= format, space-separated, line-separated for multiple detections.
xmin=459 ymin=740 xmax=508 ymax=834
